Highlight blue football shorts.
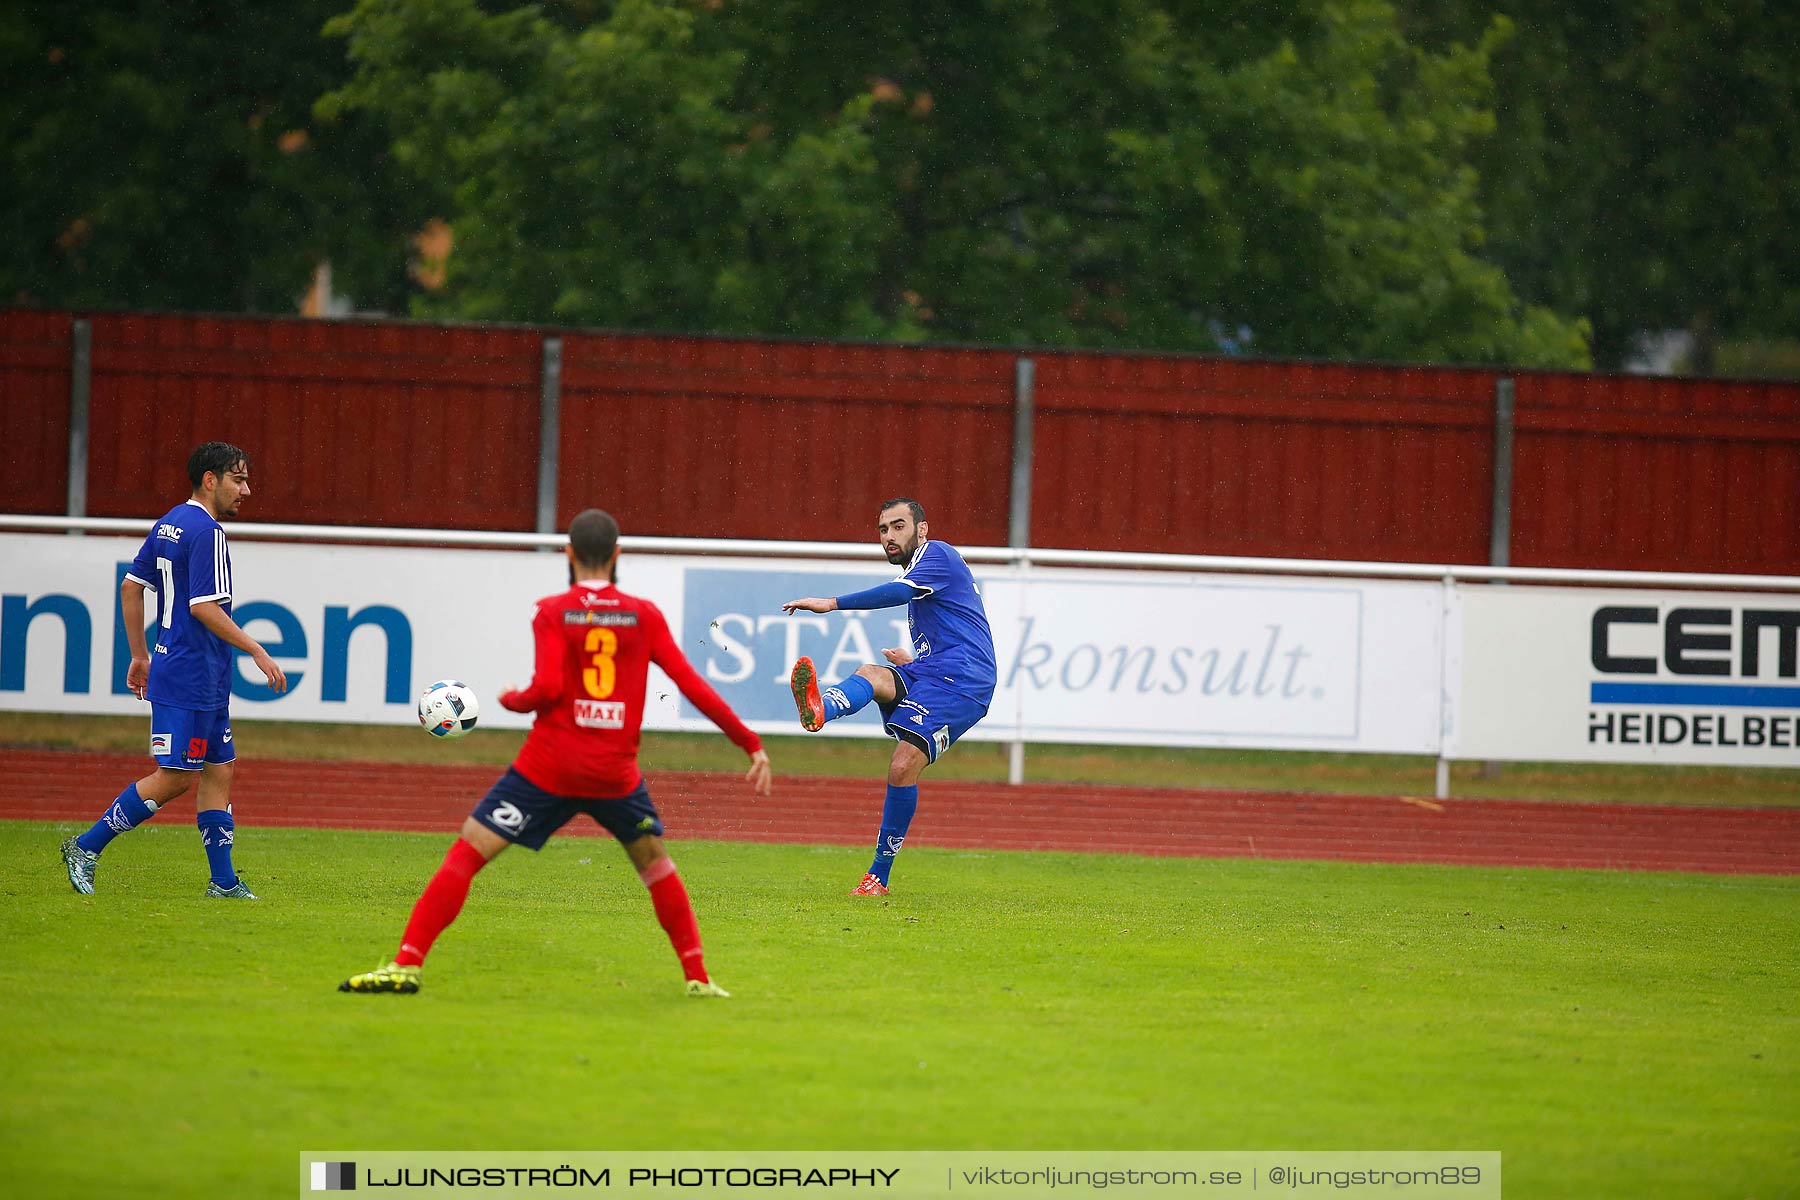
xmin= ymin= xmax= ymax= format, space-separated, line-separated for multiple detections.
xmin=880 ymin=662 xmax=993 ymax=765
xmin=470 ymin=766 xmax=665 ymax=851
xmin=149 ymin=702 xmax=235 ymax=771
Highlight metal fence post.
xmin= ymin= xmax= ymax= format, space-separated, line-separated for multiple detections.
xmin=67 ymin=319 xmax=91 ymax=525
xmin=1490 ymin=377 xmax=1515 ymax=569
xmin=536 ymin=336 xmax=563 ymax=539
xmin=1007 ymin=357 xmax=1035 ymax=785
xmin=1436 ymin=572 xmax=1456 ymax=800
xmin=1476 ymin=377 xmax=1517 ymax=784
xmin=1009 ymin=357 xmax=1035 ymax=549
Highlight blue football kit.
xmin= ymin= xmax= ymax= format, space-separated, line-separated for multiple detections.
xmin=124 ymin=500 xmax=237 ymax=770
xmin=808 ymin=536 xmax=999 ymax=889
xmin=880 ymin=539 xmax=997 ymax=763
xmin=68 ymin=495 xmax=248 ymax=894
xmin=824 ymin=538 xmax=997 ymax=762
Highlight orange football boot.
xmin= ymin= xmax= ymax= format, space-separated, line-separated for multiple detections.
xmin=790 ymin=657 xmax=826 ymax=732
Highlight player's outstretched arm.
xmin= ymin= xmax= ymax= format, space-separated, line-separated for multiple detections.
xmin=785 ymin=580 xmax=919 ymax=615
xmin=190 ymin=600 xmax=287 ymax=693
xmin=831 ymin=580 xmax=920 ymax=610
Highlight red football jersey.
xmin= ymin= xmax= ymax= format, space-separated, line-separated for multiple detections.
xmin=505 ymin=580 xmax=762 ymax=798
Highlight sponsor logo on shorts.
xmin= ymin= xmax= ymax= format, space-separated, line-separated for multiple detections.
xmin=575 ymin=699 xmax=626 ymax=729
xmin=223 ymin=728 xmax=232 ymax=744
xmin=489 ymin=801 xmax=527 ymax=832
xmin=636 ymin=817 xmax=656 ymax=831
xmin=933 ymin=726 xmax=950 ymax=756
xmin=150 ymin=733 xmax=172 ymax=756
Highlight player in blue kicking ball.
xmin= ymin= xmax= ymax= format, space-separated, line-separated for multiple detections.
xmin=781 ymin=497 xmax=997 ymax=895
xmin=60 ymin=442 xmax=288 ymax=899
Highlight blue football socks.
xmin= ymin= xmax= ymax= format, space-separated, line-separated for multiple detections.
xmin=822 ymin=673 xmax=876 ymax=722
xmin=196 ymin=809 xmax=239 ymax=889
xmin=868 ymin=783 xmax=919 ymax=885
xmin=76 ymin=783 xmax=159 ymax=854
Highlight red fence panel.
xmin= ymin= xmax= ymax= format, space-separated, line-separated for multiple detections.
xmin=4 ymin=308 xmax=1798 ymax=575
xmin=1511 ymin=373 xmax=1800 ymax=574
xmin=1031 ymin=352 xmax=1499 ymax=562
xmin=557 ymin=332 xmax=1018 ymax=546
xmin=0 ymin=309 xmax=74 ymax=514
xmin=80 ymin=313 xmax=543 ymax=529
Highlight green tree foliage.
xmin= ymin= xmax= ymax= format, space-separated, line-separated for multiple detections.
xmin=1401 ymin=0 xmax=1800 ymax=370
xmin=322 ymin=0 xmax=1590 ymax=365
xmin=0 ymin=0 xmax=421 ymax=313
xmin=320 ymin=0 xmax=892 ymax=332
xmin=5 ymin=0 xmax=1615 ymax=367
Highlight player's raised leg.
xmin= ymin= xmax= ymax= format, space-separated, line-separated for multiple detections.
xmin=790 ymin=658 xmax=894 ymax=732
xmin=62 ymin=768 xmax=192 ymax=895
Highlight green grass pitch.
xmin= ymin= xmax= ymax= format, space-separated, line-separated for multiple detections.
xmin=2 ymin=820 xmax=1795 ymax=1199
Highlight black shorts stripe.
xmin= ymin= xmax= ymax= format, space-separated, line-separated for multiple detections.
xmin=886 ymin=722 xmax=935 ymax=761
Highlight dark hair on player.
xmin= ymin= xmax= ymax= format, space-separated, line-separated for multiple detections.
xmin=188 ymin=442 xmax=250 ymax=489
xmin=879 ymin=497 xmax=926 ymax=524
xmin=568 ymin=508 xmax=620 ymax=567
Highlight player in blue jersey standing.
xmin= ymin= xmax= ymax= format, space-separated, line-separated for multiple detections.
xmin=782 ymin=497 xmax=997 ymax=895
xmin=60 ymin=442 xmax=288 ymax=899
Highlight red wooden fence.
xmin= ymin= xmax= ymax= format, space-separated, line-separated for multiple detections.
xmin=556 ymin=331 xmax=1017 ymax=545
xmin=3 ymin=308 xmax=1797 ymax=574
xmin=1511 ymin=372 xmax=1800 ymax=573
xmin=1031 ymin=353 xmax=1501 ymax=563
xmin=0 ymin=309 xmax=73 ymax=515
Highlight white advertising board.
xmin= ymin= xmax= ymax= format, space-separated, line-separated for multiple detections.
xmin=0 ymin=533 xmax=1446 ymax=755
xmin=0 ymin=534 xmax=566 ymax=729
xmin=1451 ymin=584 xmax=1800 ymax=766
xmin=983 ymin=569 xmax=1444 ymax=751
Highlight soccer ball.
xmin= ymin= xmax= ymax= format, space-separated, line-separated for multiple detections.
xmin=418 ymin=679 xmax=480 ymax=739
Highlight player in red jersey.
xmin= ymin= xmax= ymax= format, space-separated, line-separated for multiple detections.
xmin=340 ymin=509 xmax=772 ymax=998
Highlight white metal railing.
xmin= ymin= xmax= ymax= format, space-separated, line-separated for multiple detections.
xmin=5 ymin=513 xmax=1799 ymax=593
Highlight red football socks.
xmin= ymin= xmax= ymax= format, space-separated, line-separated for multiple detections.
xmin=395 ymin=838 xmax=488 ymax=967
xmin=639 ymin=856 xmax=708 ymax=983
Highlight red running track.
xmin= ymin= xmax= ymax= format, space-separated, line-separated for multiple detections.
xmin=4 ymin=749 xmax=1796 ymax=876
